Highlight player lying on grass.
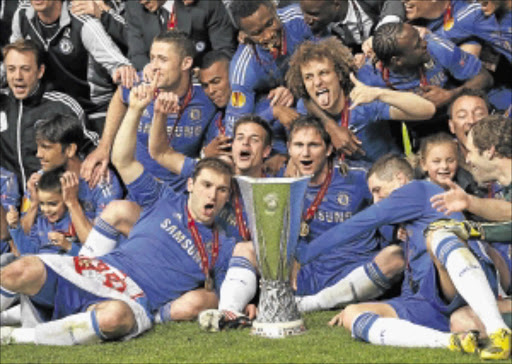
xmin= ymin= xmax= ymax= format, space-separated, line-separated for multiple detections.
xmin=0 ymin=79 xmax=236 ymax=346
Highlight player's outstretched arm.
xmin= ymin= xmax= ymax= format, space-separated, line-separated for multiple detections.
xmin=81 ymin=88 xmax=128 ymax=188
xmin=348 ymin=73 xmax=436 ymax=121
xmin=148 ymin=92 xmax=185 ymax=175
xmin=430 ymin=180 xmax=512 ymax=221
xmin=112 ymin=76 xmax=157 ymax=184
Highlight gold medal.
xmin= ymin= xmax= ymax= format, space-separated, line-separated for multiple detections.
xmin=300 ymin=221 xmax=310 ymax=237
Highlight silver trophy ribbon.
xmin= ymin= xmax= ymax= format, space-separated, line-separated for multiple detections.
xmin=235 ymin=176 xmax=310 ymax=338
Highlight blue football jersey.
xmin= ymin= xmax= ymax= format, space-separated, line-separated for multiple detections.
xmin=225 ymin=4 xmax=313 ymax=136
xmin=121 ymin=80 xmax=217 ymax=190
xmin=101 ymin=170 xmax=235 ymax=312
xmin=426 ymin=0 xmax=511 ymax=63
xmin=358 ymin=33 xmax=482 ymax=92
xmin=298 ymin=180 xmax=465 ymax=293
xmin=23 ymin=168 xmax=122 ymax=221
xmin=297 ymin=99 xmax=399 ymax=163
xmin=0 ymin=166 xmax=20 ymax=210
xmin=9 ymin=211 xmax=81 ymax=256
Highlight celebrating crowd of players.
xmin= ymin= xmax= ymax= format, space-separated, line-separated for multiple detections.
xmin=0 ymin=0 xmax=511 ymax=360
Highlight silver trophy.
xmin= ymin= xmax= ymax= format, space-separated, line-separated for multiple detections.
xmin=235 ymin=176 xmax=310 ymax=338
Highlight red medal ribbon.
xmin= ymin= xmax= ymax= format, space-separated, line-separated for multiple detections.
xmin=270 ymin=28 xmax=287 ymax=60
xmin=302 ymin=160 xmax=333 ymax=223
xmin=443 ymin=3 xmax=454 ymax=31
xmin=232 ymin=182 xmax=251 ymax=241
xmin=186 ymin=207 xmax=219 ymax=280
xmin=215 ymin=110 xmax=226 ymax=136
xmin=382 ymin=65 xmax=429 ymax=90
xmin=168 ymin=82 xmax=193 ymax=142
xmin=167 ymin=4 xmax=177 ymax=30
xmin=339 ymin=98 xmax=351 ymax=161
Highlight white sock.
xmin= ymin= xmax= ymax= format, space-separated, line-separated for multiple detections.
xmin=0 ymin=304 xmax=21 ymax=326
xmin=352 ymin=312 xmax=451 ymax=348
xmin=0 ymin=285 xmax=18 ymax=311
xmin=431 ymin=231 xmax=508 ymax=334
xmin=11 ymin=328 xmax=36 ymax=344
xmin=79 ymin=218 xmax=119 ymax=257
xmin=28 ymin=311 xmax=104 ymax=345
xmin=218 ymin=256 xmax=257 ymax=313
xmin=296 ymin=263 xmax=388 ymax=312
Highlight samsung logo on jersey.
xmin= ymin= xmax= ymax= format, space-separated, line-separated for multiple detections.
xmin=160 ymin=218 xmax=201 ymax=264
xmin=315 ymin=210 xmax=352 ymax=223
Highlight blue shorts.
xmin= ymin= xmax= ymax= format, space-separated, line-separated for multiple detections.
xmin=31 ymin=263 xmax=109 ymax=322
xmin=296 ymin=250 xmax=377 ymax=296
xmin=387 ymin=241 xmax=498 ymax=332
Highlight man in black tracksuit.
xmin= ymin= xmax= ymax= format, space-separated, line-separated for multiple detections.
xmin=10 ymin=0 xmax=135 ymax=134
xmin=0 ymin=39 xmax=96 ymax=195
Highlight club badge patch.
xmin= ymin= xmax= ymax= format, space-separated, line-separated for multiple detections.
xmin=59 ymin=38 xmax=74 ymax=55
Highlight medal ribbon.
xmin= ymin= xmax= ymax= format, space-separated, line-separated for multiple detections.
xmin=338 ymin=98 xmax=351 ymax=161
xmin=168 ymin=82 xmax=193 ymax=142
xmin=382 ymin=66 xmax=429 ymax=90
xmin=215 ymin=110 xmax=226 ymax=136
xmin=167 ymin=3 xmax=177 ymax=30
xmin=443 ymin=3 xmax=453 ymax=30
xmin=186 ymin=207 xmax=219 ymax=280
xmin=270 ymin=28 xmax=287 ymax=60
xmin=232 ymin=182 xmax=251 ymax=241
xmin=302 ymin=160 xmax=333 ymax=223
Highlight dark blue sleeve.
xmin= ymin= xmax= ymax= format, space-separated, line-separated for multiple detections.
xmin=9 ymin=226 xmax=39 ymax=255
xmin=126 ymin=169 xmax=173 ymax=209
xmin=297 ymin=182 xmax=428 ymax=264
xmin=427 ymin=34 xmax=482 ymax=81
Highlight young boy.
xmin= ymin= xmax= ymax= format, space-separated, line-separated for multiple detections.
xmin=7 ymin=167 xmax=82 ymax=256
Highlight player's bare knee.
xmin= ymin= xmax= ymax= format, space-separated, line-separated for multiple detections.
xmin=450 ymin=306 xmax=480 ymax=333
xmin=233 ymin=241 xmax=257 ymax=267
xmin=0 ymin=256 xmax=46 ymax=293
xmin=375 ymin=245 xmax=405 ymax=278
xmin=95 ymin=300 xmax=135 ymax=339
xmin=341 ymin=304 xmax=365 ymax=331
xmin=101 ymin=200 xmax=140 ymax=229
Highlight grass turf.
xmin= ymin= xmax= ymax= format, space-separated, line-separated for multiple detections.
xmin=1 ymin=311 xmax=509 ymax=363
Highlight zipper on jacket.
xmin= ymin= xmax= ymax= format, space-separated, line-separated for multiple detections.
xmin=17 ymin=101 xmax=27 ymax=193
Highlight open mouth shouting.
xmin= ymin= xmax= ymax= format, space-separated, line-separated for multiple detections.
xmin=203 ymin=203 xmax=216 ymax=218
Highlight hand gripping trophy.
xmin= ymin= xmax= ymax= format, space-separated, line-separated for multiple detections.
xmin=236 ymin=176 xmax=310 ymax=338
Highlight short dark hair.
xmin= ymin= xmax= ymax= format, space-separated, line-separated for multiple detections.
xmin=2 ymin=38 xmax=43 ymax=67
xmin=153 ymin=29 xmax=196 ymax=61
xmin=229 ymin=0 xmax=274 ymax=28
xmin=288 ymin=115 xmax=331 ymax=149
xmin=191 ymin=157 xmax=234 ymax=181
xmin=198 ymin=50 xmax=231 ymax=70
xmin=368 ymin=154 xmax=414 ymax=182
xmin=470 ymin=115 xmax=512 ymax=158
xmin=373 ymin=22 xmax=404 ymax=66
xmin=37 ymin=166 xmax=66 ymax=194
xmin=447 ymin=89 xmax=490 ymax=118
xmin=233 ymin=114 xmax=273 ymax=148
xmin=35 ymin=114 xmax=84 ymax=152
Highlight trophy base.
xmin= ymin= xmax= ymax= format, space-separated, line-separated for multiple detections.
xmin=251 ymin=319 xmax=306 ymax=339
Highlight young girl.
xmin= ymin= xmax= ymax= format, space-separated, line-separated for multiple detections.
xmin=6 ymin=167 xmax=82 ymax=256
xmin=416 ymin=132 xmax=479 ymax=194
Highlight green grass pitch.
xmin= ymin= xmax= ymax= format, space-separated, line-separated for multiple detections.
xmin=2 ymin=311 xmax=509 ymax=363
